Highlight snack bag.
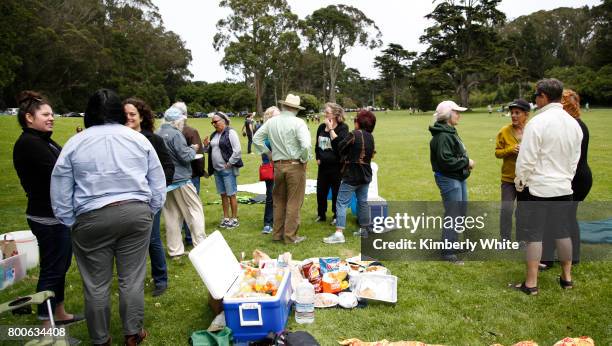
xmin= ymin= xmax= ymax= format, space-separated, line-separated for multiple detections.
xmin=319 ymin=257 xmax=340 ymax=275
xmin=301 ymin=260 xmax=322 ymax=293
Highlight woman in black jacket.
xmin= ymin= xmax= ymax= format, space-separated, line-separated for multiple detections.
xmin=315 ymin=102 xmax=349 ymax=225
xmin=124 ymin=97 xmax=174 ymax=297
xmin=323 ymin=109 xmax=376 ymax=244
xmin=12 ymin=90 xmax=82 ymax=326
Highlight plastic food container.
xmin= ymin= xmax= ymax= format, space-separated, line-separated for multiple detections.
xmin=353 ymin=273 xmax=397 ymax=304
xmin=3 ymin=231 xmax=39 ymax=269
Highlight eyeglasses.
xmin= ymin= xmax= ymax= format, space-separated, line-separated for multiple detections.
xmin=211 ymin=120 xmax=220 ymax=124
xmin=533 ymin=91 xmax=542 ymax=98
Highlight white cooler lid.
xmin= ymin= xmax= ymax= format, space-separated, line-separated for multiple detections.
xmin=189 ymin=231 xmax=242 ymax=299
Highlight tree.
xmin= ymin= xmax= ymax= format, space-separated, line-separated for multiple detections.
xmin=420 ymin=0 xmax=506 ymax=107
xmin=214 ymin=0 xmax=298 ymax=115
xmin=303 ymin=5 xmax=382 ymax=103
xmin=374 ymin=43 xmax=416 ymax=109
xmin=270 ymin=31 xmax=301 ymax=103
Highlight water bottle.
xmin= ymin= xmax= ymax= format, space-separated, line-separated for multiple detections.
xmin=294 ymin=279 xmax=315 ymax=324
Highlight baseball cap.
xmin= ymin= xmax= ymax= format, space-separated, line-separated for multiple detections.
xmin=164 ymin=107 xmax=186 ymax=122
xmin=508 ymin=99 xmax=531 ymax=112
xmin=435 ymin=100 xmax=468 ymax=117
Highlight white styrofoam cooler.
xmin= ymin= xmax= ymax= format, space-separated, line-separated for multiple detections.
xmin=189 ymin=231 xmax=293 ymax=342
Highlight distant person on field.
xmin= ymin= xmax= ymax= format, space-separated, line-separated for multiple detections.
xmin=242 ymin=112 xmax=255 ymax=154
xmin=541 ymin=89 xmax=592 ymax=268
xmin=253 ymin=94 xmax=311 ymax=244
xmin=495 ymin=99 xmax=530 ymax=241
xmin=260 ymin=106 xmax=280 ymax=234
xmin=512 ymin=78 xmax=582 ymax=295
xmin=323 ymin=110 xmax=376 ymax=244
xmin=123 ymin=97 xmax=174 ymax=297
xmin=585 ymin=102 xmax=589 ymax=112
xmin=429 ymin=100 xmax=474 ymax=264
xmin=157 ymin=106 xmax=206 ymax=258
xmin=488 ymin=104 xmax=493 ymax=115
xmin=203 ymin=112 xmax=243 ymax=229
xmin=51 ymin=89 xmax=166 ymax=345
xmin=13 ymin=90 xmax=83 ymax=328
xmin=315 ymin=102 xmax=349 ymax=226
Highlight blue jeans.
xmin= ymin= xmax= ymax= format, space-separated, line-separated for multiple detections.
xmin=150 ymin=210 xmax=168 ymax=288
xmin=183 ymin=177 xmax=201 ymax=244
xmin=27 ymin=220 xmax=72 ymax=319
xmin=264 ymin=179 xmax=274 ymax=226
xmin=335 ymin=181 xmax=370 ymax=230
xmin=434 ymin=174 xmax=468 ymax=256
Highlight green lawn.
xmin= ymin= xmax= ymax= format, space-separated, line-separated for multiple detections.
xmin=0 ymin=110 xmax=610 ymax=346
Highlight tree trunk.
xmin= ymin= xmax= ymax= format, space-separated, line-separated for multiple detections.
xmin=457 ymin=84 xmax=469 ymax=108
xmin=254 ymin=71 xmax=264 ymax=115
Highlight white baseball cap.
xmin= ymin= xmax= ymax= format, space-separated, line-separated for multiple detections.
xmin=436 ymin=100 xmax=467 ymax=115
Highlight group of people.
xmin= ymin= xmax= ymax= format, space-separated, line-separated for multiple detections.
xmin=10 ymin=77 xmax=590 ymax=343
xmin=431 ymin=78 xmax=591 ymax=296
xmin=11 ymin=89 xmax=376 ymax=344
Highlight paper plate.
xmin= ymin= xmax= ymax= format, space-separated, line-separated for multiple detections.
xmin=194 ymin=153 xmax=204 ymax=159
xmin=314 ymin=293 xmax=339 ymax=308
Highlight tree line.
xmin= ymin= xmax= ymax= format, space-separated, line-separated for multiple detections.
xmin=1 ymin=0 xmax=611 ymax=114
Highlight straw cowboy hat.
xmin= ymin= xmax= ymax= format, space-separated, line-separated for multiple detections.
xmin=278 ymin=94 xmax=305 ymax=110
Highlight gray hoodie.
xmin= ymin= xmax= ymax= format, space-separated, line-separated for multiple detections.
xmin=157 ymin=123 xmax=196 ymax=183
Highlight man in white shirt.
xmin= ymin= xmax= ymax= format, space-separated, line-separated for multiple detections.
xmin=513 ymin=78 xmax=582 ymax=295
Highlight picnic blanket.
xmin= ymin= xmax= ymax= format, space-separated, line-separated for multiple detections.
xmin=578 ymin=218 xmax=612 ymax=243
xmin=237 ymin=179 xmax=318 ymax=195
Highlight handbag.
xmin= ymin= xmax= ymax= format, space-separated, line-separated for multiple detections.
xmin=259 ymin=162 xmax=274 ymax=181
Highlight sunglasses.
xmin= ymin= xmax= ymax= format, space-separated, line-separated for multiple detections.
xmin=211 ymin=120 xmax=220 ymax=124
xmin=533 ymin=91 xmax=542 ymax=97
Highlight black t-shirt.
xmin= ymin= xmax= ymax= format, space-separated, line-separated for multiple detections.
xmin=244 ymin=119 xmax=253 ymax=136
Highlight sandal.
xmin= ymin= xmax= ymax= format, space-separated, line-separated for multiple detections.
xmin=509 ymin=282 xmax=538 ymax=295
xmin=559 ymin=277 xmax=574 ymax=289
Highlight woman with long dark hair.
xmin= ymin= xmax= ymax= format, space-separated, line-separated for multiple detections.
xmin=12 ymin=90 xmax=83 ymax=327
xmin=124 ymin=97 xmax=174 ymax=297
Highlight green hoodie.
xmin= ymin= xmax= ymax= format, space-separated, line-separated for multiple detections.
xmin=429 ymin=121 xmax=470 ymax=181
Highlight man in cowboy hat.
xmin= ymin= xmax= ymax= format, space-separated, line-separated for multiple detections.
xmin=253 ymin=94 xmax=311 ymax=244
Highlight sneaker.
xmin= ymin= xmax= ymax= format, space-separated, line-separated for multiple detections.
xmin=353 ymin=228 xmax=369 ymax=238
xmin=261 ymin=225 xmax=272 ymax=234
xmin=226 ymin=218 xmax=239 ymax=229
xmin=314 ymin=216 xmax=326 ymax=222
xmin=323 ymin=232 xmax=346 ymax=244
xmin=219 ymin=218 xmax=230 ymax=228
xmin=330 ymin=218 xmax=337 ymax=226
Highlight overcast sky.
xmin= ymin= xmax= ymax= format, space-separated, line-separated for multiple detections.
xmin=152 ymin=0 xmax=600 ymax=82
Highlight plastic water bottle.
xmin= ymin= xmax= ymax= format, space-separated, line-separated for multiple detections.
xmin=295 ymin=279 xmax=315 ymax=324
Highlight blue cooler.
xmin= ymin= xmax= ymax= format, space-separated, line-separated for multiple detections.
xmin=189 ymin=231 xmax=292 ymax=343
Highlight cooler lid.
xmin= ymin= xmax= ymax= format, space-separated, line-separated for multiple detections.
xmin=189 ymin=231 xmax=242 ymax=300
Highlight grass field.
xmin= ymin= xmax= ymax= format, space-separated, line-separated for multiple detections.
xmin=0 ymin=109 xmax=610 ymax=345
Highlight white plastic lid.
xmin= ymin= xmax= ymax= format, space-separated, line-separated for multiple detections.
xmin=188 ymin=231 xmax=242 ymax=300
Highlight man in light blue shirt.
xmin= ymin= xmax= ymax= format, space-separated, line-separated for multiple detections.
xmin=253 ymin=94 xmax=311 ymax=244
xmin=50 ymin=89 xmax=165 ymax=345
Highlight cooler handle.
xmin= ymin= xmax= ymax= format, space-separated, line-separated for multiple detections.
xmin=238 ymin=303 xmax=263 ymax=326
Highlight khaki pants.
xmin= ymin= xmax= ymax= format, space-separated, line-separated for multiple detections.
xmin=162 ymin=183 xmax=206 ymax=256
xmin=272 ymin=162 xmax=306 ymax=244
